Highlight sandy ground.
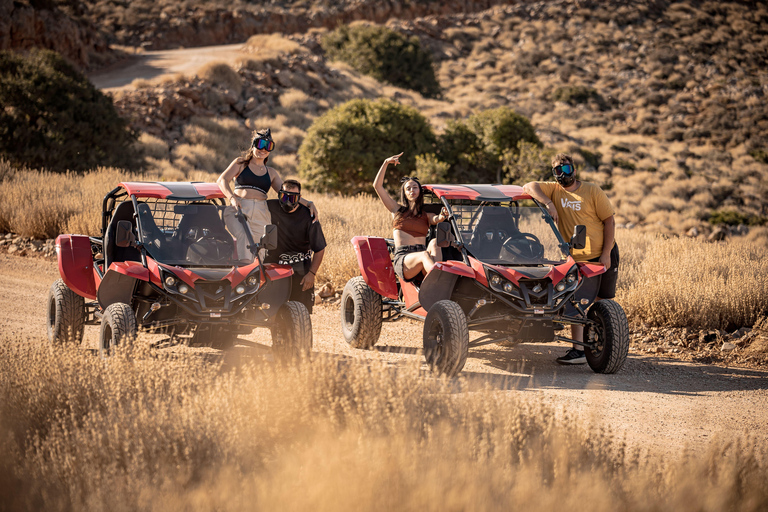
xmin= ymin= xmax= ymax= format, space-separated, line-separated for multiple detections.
xmin=89 ymin=43 xmax=248 ymax=91
xmin=3 ymin=253 xmax=767 ymax=460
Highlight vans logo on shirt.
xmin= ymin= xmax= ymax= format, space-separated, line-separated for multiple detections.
xmin=560 ymin=198 xmax=582 ymax=211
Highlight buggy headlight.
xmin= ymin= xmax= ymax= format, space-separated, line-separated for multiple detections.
xmin=165 ymin=276 xmax=177 ymax=287
xmin=566 ymin=267 xmax=578 ymax=284
xmin=178 ymin=284 xmax=189 ymax=294
xmin=247 ymin=275 xmax=259 ymax=286
xmin=556 ymin=282 xmax=566 ymax=292
xmin=490 ymin=274 xmax=502 ymax=286
xmin=503 ymin=282 xmax=514 ymax=293
xmin=235 ymin=285 xmax=246 ymax=294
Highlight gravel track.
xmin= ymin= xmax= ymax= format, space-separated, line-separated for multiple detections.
xmin=2 ymin=253 xmax=767 ymax=459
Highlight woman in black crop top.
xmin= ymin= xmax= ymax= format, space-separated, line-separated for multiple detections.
xmin=373 ymin=152 xmax=449 ymax=283
xmin=217 ymin=128 xmax=318 ymax=262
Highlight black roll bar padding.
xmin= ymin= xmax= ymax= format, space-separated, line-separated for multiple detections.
xmin=440 ymin=196 xmax=470 ymax=266
xmin=102 ymin=186 xmax=124 ymax=238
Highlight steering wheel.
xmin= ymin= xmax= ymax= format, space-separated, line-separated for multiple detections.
xmin=191 ymin=233 xmax=234 ymax=263
xmin=502 ymin=233 xmax=544 ymax=260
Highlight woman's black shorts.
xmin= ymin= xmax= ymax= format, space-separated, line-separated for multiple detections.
xmin=393 ymin=244 xmax=426 ymax=282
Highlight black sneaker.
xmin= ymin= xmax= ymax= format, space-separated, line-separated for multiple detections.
xmin=556 ymin=349 xmax=586 ymax=365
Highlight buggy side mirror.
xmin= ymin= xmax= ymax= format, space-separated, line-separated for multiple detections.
xmin=436 ymin=222 xmax=455 ymax=248
xmin=571 ymin=225 xmax=587 ymax=250
xmin=260 ymin=224 xmax=278 ymax=251
xmin=115 ymin=220 xmax=136 ymax=248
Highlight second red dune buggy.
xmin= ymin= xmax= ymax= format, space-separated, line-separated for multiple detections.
xmin=341 ymin=184 xmax=628 ymax=376
xmin=47 ymin=181 xmax=311 ymax=359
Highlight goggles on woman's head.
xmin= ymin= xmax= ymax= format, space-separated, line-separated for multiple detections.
xmin=400 ymin=176 xmax=420 ymax=184
xmin=253 ymin=138 xmax=275 ymax=152
xmin=553 ymin=163 xmax=575 ymax=177
xmin=278 ymin=190 xmax=300 ymax=205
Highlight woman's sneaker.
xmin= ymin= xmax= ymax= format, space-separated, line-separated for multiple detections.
xmin=556 ymin=348 xmax=586 ymax=365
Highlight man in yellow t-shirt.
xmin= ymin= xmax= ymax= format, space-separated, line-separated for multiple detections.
xmin=523 ymin=153 xmax=619 ymax=365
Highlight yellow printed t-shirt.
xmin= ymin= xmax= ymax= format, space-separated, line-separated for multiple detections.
xmin=536 ymin=181 xmax=615 ymax=261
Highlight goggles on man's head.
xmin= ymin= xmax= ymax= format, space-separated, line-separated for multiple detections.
xmin=553 ymin=163 xmax=575 ymax=177
xmin=278 ymin=190 xmax=300 ymax=205
xmin=253 ymin=138 xmax=275 ymax=152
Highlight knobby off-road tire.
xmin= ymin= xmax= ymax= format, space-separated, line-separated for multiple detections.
xmin=341 ymin=276 xmax=382 ymax=349
xmin=272 ymin=301 xmax=312 ymax=363
xmin=99 ymin=302 xmax=138 ymax=358
xmin=423 ymin=300 xmax=469 ymax=377
xmin=47 ymin=279 xmax=86 ymax=344
xmin=585 ymin=299 xmax=629 ymax=374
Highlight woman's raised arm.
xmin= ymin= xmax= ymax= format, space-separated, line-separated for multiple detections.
xmin=373 ymin=153 xmax=403 ymax=214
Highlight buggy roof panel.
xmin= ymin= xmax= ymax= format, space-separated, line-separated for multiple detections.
xmin=424 ymin=184 xmax=531 ymax=201
xmin=119 ymin=182 xmax=225 ymax=200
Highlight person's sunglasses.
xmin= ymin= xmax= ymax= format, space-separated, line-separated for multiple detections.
xmin=253 ymin=138 xmax=275 ymax=151
xmin=400 ymin=176 xmax=420 ymax=183
xmin=553 ymin=163 xmax=575 ymax=176
xmin=278 ymin=190 xmax=300 ymax=205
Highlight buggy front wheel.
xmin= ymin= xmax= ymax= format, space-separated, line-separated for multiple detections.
xmin=99 ymin=302 xmax=137 ymax=357
xmin=584 ymin=300 xmax=629 ymax=374
xmin=271 ymin=301 xmax=312 ymax=363
xmin=423 ymin=300 xmax=468 ymax=377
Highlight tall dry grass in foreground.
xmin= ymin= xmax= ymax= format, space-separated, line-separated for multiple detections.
xmin=1 ymin=167 xmax=766 ymax=330
xmin=0 ymin=340 xmax=766 ymax=511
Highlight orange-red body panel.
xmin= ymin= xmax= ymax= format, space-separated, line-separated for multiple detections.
xmin=56 ymin=235 xmax=97 ymax=299
xmin=352 ymin=236 xmax=398 ymax=300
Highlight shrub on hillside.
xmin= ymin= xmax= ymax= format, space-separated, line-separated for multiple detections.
xmin=435 ymin=107 xmax=541 ymax=183
xmin=298 ymin=98 xmax=435 ymax=193
xmin=0 ymin=49 xmax=139 ymax=173
xmin=320 ymin=23 xmax=441 ymax=98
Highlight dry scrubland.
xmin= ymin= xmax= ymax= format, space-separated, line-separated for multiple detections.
xmin=105 ymin=0 xmax=768 ymax=239
xmin=0 ymin=342 xmax=767 ymax=511
xmin=1 ymin=165 xmax=767 ymax=333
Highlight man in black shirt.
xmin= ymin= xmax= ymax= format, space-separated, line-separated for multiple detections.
xmin=265 ymin=179 xmax=326 ymax=313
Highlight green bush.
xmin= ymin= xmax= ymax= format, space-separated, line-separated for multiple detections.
xmin=435 ymin=107 xmax=540 ymax=183
xmin=503 ymin=141 xmax=557 ymax=185
xmin=320 ymin=24 xmax=441 ymax=98
xmin=298 ymin=98 xmax=436 ymax=193
xmin=551 ymin=85 xmax=601 ymax=106
xmin=0 ymin=49 xmax=138 ymax=173
xmin=708 ymin=210 xmax=767 ymax=226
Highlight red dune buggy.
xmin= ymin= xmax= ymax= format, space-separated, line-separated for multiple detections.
xmin=47 ymin=181 xmax=311 ymax=358
xmin=341 ymin=184 xmax=628 ymax=376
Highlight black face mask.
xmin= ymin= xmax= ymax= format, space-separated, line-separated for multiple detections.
xmin=553 ymin=163 xmax=576 ymax=187
xmin=278 ymin=190 xmax=300 ymax=212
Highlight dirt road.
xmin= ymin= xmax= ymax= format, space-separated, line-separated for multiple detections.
xmin=89 ymin=43 xmax=247 ymax=91
xmin=3 ymin=253 xmax=767 ymax=458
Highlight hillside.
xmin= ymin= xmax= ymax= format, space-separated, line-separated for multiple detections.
xmin=102 ymin=0 xmax=768 ymax=237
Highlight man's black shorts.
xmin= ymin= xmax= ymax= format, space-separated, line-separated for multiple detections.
xmin=587 ymin=243 xmax=620 ymax=299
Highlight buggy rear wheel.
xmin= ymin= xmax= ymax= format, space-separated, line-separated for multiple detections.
xmin=341 ymin=276 xmax=383 ymax=349
xmin=271 ymin=301 xmax=312 ymax=363
xmin=47 ymin=279 xmax=86 ymax=345
xmin=584 ymin=300 xmax=629 ymax=374
xmin=423 ymin=300 xmax=468 ymax=377
xmin=99 ymin=302 xmax=137 ymax=357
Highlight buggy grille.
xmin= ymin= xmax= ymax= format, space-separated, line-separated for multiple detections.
xmin=195 ymin=280 xmax=230 ymax=311
xmin=518 ymin=279 xmax=551 ymax=306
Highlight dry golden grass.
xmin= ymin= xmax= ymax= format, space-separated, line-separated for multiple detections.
xmin=1 ymin=340 xmax=766 ymax=511
xmin=242 ymin=34 xmax=307 ymax=60
xmin=616 ymin=235 xmax=768 ymax=330
xmin=198 ymin=61 xmax=242 ymax=94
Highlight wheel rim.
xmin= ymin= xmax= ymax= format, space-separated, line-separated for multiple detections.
xmin=343 ymin=295 xmax=355 ymax=329
xmin=425 ymin=318 xmax=444 ymax=366
xmin=588 ymin=318 xmax=606 ymax=358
